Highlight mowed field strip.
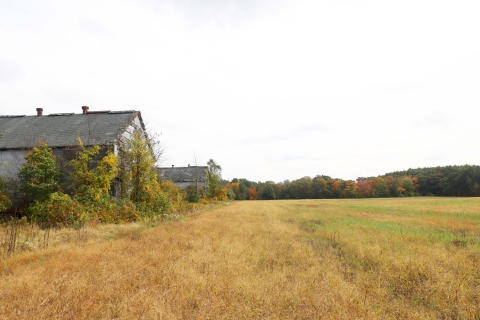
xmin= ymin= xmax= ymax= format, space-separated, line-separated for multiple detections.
xmin=1 ymin=198 xmax=479 ymax=319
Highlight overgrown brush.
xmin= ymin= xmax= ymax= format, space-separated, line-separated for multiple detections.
xmin=27 ymin=192 xmax=88 ymax=229
xmin=8 ymin=139 xmax=199 ymax=229
xmin=1 ymin=216 xmax=17 ymax=258
xmin=1 ymin=216 xmax=52 ymax=258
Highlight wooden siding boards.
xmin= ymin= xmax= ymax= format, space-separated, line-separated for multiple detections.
xmin=157 ymin=166 xmax=208 ymax=190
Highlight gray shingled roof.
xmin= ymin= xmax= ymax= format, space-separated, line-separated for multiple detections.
xmin=157 ymin=166 xmax=208 ymax=182
xmin=0 ymin=111 xmax=142 ymax=150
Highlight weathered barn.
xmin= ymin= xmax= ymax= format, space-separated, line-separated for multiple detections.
xmin=157 ymin=165 xmax=208 ymax=191
xmin=0 ymin=106 xmax=146 ymax=207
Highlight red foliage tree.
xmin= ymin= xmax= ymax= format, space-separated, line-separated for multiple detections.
xmin=248 ymin=187 xmax=258 ymax=200
xmin=357 ymin=180 xmax=374 ymax=198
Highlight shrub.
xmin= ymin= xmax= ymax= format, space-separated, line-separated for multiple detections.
xmin=0 ymin=192 xmax=11 ymax=212
xmin=136 ymin=186 xmax=171 ymax=218
xmin=189 ymin=192 xmax=201 ymax=203
xmin=92 ymin=199 xmax=141 ymax=224
xmin=185 ymin=184 xmax=200 ymax=203
xmin=0 ymin=175 xmax=11 ymax=212
xmin=159 ymin=180 xmax=183 ymax=205
xmin=27 ymin=192 xmax=87 ymax=228
xmin=115 ymin=200 xmax=142 ymax=223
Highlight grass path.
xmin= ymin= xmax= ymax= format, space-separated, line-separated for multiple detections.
xmin=1 ymin=199 xmax=479 ymax=319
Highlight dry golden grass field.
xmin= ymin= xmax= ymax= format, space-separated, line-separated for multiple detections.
xmin=1 ymin=198 xmax=479 ymax=319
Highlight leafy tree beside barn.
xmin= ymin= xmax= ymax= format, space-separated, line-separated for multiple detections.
xmin=18 ymin=142 xmax=61 ymax=203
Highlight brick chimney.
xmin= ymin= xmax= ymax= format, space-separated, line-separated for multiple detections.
xmin=82 ymin=106 xmax=89 ymax=114
xmin=36 ymin=108 xmax=43 ymax=116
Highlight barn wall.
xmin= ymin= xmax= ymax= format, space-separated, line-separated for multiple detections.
xmin=0 ymin=145 xmax=121 ymax=212
xmin=174 ymin=181 xmax=207 ymax=190
xmin=0 ymin=150 xmax=29 ymax=210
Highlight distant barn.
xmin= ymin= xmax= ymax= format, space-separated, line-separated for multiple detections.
xmin=157 ymin=165 xmax=208 ymax=191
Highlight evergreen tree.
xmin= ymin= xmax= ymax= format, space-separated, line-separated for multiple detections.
xmin=18 ymin=142 xmax=60 ymax=202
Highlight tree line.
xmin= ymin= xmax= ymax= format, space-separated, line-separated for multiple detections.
xmin=226 ymin=165 xmax=480 ymax=200
xmin=2 ymin=140 xmax=478 ymax=228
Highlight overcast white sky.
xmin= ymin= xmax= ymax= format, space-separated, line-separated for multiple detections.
xmin=1 ymin=0 xmax=479 ymax=182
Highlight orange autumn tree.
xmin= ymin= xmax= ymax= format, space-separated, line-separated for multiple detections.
xmin=248 ymin=187 xmax=258 ymax=200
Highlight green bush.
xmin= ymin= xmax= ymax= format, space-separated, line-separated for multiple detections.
xmin=185 ymin=184 xmax=201 ymax=203
xmin=18 ymin=142 xmax=60 ymax=202
xmin=27 ymin=192 xmax=88 ymax=228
